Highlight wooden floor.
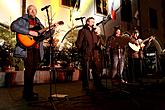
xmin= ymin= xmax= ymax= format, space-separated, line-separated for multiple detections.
xmin=1 ymin=76 xmax=165 ymax=110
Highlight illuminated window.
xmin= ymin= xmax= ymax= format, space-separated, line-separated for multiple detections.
xmin=61 ymin=0 xmax=80 ymax=9
xmin=95 ymin=0 xmax=108 ymax=16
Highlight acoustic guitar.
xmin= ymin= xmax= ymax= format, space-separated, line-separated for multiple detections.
xmin=17 ymin=21 xmax=64 ymax=48
xmin=128 ymin=36 xmax=155 ymax=52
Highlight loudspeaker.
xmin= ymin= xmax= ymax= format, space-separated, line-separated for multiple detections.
xmin=145 ymin=52 xmax=158 ymax=74
xmin=121 ymin=0 xmax=132 ymax=22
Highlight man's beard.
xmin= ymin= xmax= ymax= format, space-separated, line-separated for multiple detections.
xmin=29 ymin=14 xmax=36 ymax=18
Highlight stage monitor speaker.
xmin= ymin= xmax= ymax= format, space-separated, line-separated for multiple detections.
xmin=144 ymin=52 xmax=158 ymax=74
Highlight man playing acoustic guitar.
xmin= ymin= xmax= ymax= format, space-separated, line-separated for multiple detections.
xmin=10 ymin=5 xmax=56 ymax=101
xmin=127 ymin=29 xmax=154 ymax=83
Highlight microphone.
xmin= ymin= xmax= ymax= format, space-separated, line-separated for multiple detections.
xmin=96 ymin=21 xmax=104 ymax=26
xmin=96 ymin=15 xmax=111 ymax=26
xmin=75 ymin=17 xmax=85 ymax=20
xmin=41 ymin=5 xmax=50 ymax=11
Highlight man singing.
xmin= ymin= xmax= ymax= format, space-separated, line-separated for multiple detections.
xmin=75 ymin=17 xmax=104 ymax=91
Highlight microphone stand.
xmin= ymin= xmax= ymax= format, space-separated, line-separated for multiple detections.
xmin=96 ymin=15 xmax=112 ymax=89
xmin=29 ymin=7 xmax=68 ymax=110
xmin=46 ymin=7 xmax=57 ymax=110
xmin=98 ymin=16 xmax=108 ymax=89
xmin=102 ymin=20 xmax=108 ymax=88
xmin=43 ymin=7 xmax=69 ymax=110
xmin=138 ymin=39 xmax=143 ymax=83
xmin=80 ymin=18 xmax=84 ymax=25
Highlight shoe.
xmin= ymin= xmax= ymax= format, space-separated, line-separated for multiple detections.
xmin=23 ymin=92 xmax=39 ymax=101
xmin=95 ymin=84 xmax=107 ymax=91
xmin=32 ymin=92 xmax=39 ymax=97
xmin=121 ymin=79 xmax=128 ymax=84
xmin=82 ymin=87 xmax=89 ymax=91
xmin=111 ymin=79 xmax=120 ymax=85
xmin=25 ymin=95 xmax=39 ymax=101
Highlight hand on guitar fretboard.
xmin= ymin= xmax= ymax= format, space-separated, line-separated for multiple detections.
xmin=17 ymin=21 xmax=64 ymax=48
xmin=129 ymin=36 xmax=155 ymax=52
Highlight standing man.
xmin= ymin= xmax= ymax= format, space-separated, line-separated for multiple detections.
xmin=10 ymin=5 xmax=44 ymax=101
xmin=106 ymin=26 xmax=136 ymax=84
xmin=75 ymin=17 xmax=104 ymax=91
xmin=107 ymin=26 xmax=127 ymax=83
xmin=128 ymin=29 xmax=153 ymax=83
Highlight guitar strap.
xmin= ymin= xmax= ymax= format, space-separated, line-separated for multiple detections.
xmin=28 ymin=18 xmax=39 ymax=49
xmin=28 ymin=18 xmax=36 ymax=26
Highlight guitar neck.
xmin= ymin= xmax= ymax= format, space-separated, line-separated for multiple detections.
xmin=38 ymin=24 xmax=55 ymax=33
xmin=142 ymin=36 xmax=153 ymax=43
xmin=142 ymin=38 xmax=149 ymax=43
xmin=38 ymin=21 xmax=64 ymax=33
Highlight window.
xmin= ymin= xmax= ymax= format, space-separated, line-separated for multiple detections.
xmin=121 ymin=0 xmax=132 ymax=22
xmin=149 ymin=8 xmax=158 ymax=29
xmin=95 ymin=0 xmax=108 ymax=16
xmin=61 ymin=0 xmax=80 ymax=9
